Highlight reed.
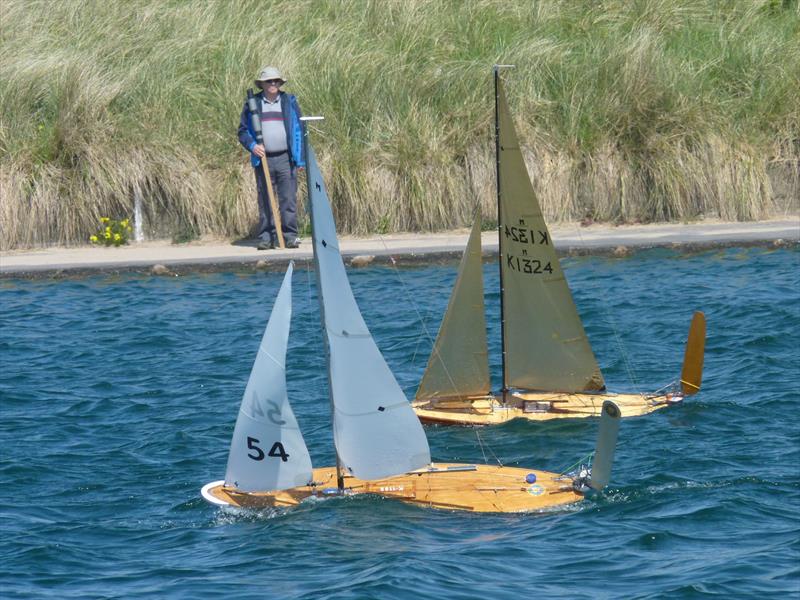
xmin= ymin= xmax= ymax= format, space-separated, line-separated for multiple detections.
xmin=1 ymin=0 xmax=797 ymax=249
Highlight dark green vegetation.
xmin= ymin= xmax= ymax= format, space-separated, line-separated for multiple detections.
xmin=1 ymin=0 xmax=797 ymax=249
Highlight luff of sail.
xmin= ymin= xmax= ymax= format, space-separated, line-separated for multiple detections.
xmin=224 ymin=263 xmax=314 ymax=492
xmin=416 ymin=216 xmax=490 ymax=400
xmin=307 ymin=144 xmax=431 ymax=480
xmin=497 ymin=81 xmax=605 ymax=393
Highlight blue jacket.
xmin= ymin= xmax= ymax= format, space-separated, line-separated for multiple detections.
xmin=238 ymin=90 xmax=305 ymax=168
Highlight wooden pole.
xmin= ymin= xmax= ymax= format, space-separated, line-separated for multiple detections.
xmin=260 ymin=157 xmax=285 ymax=248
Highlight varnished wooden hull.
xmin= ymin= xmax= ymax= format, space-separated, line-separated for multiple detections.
xmin=202 ymin=463 xmax=583 ymax=513
xmin=412 ymin=390 xmax=684 ymax=426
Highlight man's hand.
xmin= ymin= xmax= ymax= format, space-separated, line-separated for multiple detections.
xmin=253 ymin=144 xmax=266 ymax=158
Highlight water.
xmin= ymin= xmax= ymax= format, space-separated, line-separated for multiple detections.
xmin=1 ymin=246 xmax=798 ymax=599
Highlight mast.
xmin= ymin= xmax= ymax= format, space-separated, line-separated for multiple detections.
xmin=494 ymin=64 xmax=513 ymax=403
xmin=302 ymin=116 xmax=345 ymax=491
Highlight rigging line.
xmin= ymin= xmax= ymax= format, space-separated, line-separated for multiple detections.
xmin=473 ymin=427 xmax=489 ymax=464
xmin=570 ymin=225 xmax=643 ymax=395
xmin=373 ymin=233 xmax=469 ymax=399
xmin=474 ymin=427 xmax=504 ymax=466
xmin=557 ymin=450 xmax=595 ymax=477
xmin=373 ymin=233 xmax=505 ymax=465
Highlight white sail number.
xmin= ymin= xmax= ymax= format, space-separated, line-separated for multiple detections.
xmin=246 ymin=436 xmax=290 ymax=462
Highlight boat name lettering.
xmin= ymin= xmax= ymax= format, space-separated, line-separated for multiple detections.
xmin=505 ymin=254 xmax=553 ymax=275
xmin=504 ymin=225 xmax=549 ymax=245
xmin=378 ymin=485 xmax=404 ymax=492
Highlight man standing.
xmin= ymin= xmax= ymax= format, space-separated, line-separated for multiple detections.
xmin=238 ymin=66 xmax=305 ymax=249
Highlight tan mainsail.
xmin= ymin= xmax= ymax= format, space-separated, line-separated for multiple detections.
xmin=416 ymin=217 xmax=490 ymax=401
xmin=497 ymin=82 xmax=604 ymax=393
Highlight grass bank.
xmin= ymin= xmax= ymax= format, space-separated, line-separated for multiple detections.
xmin=1 ymin=0 xmax=798 ymax=249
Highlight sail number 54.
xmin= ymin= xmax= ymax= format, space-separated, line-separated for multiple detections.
xmin=246 ymin=436 xmax=290 ymax=462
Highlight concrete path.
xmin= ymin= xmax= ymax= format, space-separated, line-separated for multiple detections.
xmin=1 ymin=218 xmax=797 ymax=277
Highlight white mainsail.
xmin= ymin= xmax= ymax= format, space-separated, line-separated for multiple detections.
xmin=307 ymin=144 xmax=431 ymax=480
xmin=497 ymin=80 xmax=605 ymax=393
xmin=415 ymin=216 xmax=490 ymax=400
xmin=224 ymin=264 xmax=313 ymax=492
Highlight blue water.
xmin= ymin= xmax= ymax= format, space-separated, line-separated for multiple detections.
xmin=1 ymin=246 xmax=798 ymax=599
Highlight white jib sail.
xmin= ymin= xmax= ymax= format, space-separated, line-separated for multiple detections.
xmin=307 ymin=144 xmax=431 ymax=480
xmin=224 ymin=263 xmax=313 ymax=492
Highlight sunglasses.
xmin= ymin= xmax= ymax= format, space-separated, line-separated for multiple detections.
xmin=263 ymin=79 xmax=283 ymax=86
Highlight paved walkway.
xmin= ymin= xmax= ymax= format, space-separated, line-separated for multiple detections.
xmin=1 ymin=218 xmax=797 ymax=276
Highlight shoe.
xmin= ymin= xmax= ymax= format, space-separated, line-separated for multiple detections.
xmin=285 ymin=239 xmax=300 ymax=249
xmin=257 ymin=240 xmax=275 ymax=250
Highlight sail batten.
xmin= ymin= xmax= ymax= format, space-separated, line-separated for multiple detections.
xmin=308 ymin=144 xmax=431 ymax=480
xmin=224 ymin=264 xmax=314 ymax=492
xmin=497 ymin=81 xmax=605 ymax=393
xmin=415 ymin=216 xmax=491 ymax=401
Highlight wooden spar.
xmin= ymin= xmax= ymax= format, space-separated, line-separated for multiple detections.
xmin=494 ymin=65 xmax=509 ymax=405
xmin=260 ymin=157 xmax=285 ymax=249
xmin=303 ymin=117 xmax=344 ymax=490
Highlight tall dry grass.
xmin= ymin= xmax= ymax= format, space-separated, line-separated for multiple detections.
xmin=1 ymin=0 xmax=798 ymax=249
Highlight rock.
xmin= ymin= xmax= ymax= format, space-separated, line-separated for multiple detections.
xmin=350 ymin=255 xmax=375 ymax=267
xmin=612 ymin=245 xmax=629 ymax=257
xmin=151 ymin=264 xmax=170 ymax=276
xmin=255 ymin=259 xmax=270 ymax=270
xmin=773 ymin=238 xmax=787 ymax=248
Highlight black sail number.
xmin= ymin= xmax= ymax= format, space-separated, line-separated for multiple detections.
xmin=247 ymin=436 xmax=265 ymax=460
xmin=246 ymin=436 xmax=290 ymax=463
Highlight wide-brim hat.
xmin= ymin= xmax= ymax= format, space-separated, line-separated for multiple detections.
xmin=255 ymin=66 xmax=286 ymax=86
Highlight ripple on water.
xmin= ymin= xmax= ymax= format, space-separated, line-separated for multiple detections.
xmin=0 ymin=247 xmax=798 ymax=598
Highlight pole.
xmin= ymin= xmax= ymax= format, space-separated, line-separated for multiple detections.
xmin=494 ymin=64 xmax=514 ymax=404
xmin=301 ymin=116 xmax=345 ymax=491
xmin=247 ymin=89 xmax=285 ymax=248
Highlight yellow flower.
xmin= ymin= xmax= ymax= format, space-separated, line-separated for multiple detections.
xmin=90 ymin=235 xmax=98 ymax=242
xmin=100 ymin=217 xmax=110 ymax=223
xmin=114 ymin=233 xmax=121 ymax=241
xmin=105 ymin=231 xmax=111 ymax=239
xmin=120 ymin=219 xmax=129 ymax=227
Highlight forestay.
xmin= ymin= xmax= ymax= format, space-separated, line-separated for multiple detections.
xmin=307 ymin=144 xmax=431 ymax=480
xmin=224 ymin=264 xmax=313 ymax=492
xmin=497 ymin=81 xmax=605 ymax=393
xmin=416 ymin=216 xmax=490 ymax=400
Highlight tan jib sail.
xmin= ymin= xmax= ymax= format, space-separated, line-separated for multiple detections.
xmin=416 ymin=216 xmax=490 ymax=400
xmin=497 ymin=81 xmax=604 ymax=393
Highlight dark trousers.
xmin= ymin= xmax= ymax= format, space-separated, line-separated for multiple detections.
xmin=253 ymin=151 xmax=297 ymax=243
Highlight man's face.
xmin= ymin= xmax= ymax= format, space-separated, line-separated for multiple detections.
xmin=261 ymin=79 xmax=282 ymax=95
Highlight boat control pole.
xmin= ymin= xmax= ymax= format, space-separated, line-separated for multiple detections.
xmin=493 ymin=64 xmax=514 ymax=404
xmin=247 ymin=89 xmax=285 ymax=248
xmin=302 ymin=115 xmax=346 ymax=491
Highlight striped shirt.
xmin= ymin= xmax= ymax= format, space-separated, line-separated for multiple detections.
xmin=261 ymin=95 xmax=288 ymax=153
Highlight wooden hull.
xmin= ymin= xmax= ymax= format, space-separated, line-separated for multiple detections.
xmin=412 ymin=390 xmax=684 ymax=426
xmin=202 ymin=463 xmax=583 ymax=513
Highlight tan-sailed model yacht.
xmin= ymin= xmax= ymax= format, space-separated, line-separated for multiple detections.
xmin=411 ymin=68 xmax=705 ymax=427
xmin=202 ymin=126 xmax=622 ymax=513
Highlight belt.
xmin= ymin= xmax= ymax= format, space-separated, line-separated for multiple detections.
xmin=265 ymin=150 xmax=288 ymax=157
